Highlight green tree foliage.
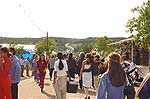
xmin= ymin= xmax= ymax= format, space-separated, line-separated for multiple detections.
xmin=126 ymin=0 xmax=150 ymax=48
xmin=16 ymin=47 xmax=24 ymax=55
xmin=80 ymin=43 xmax=95 ymax=54
xmin=96 ymin=36 xmax=115 ymax=57
xmin=35 ymin=38 xmax=56 ymax=54
xmin=8 ymin=40 xmax=18 ymax=47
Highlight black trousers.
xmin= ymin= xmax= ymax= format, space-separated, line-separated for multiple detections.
xmin=79 ymin=77 xmax=83 ymax=89
xmin=49 ymin=68 xmax=54 ymax=78
xmin=11 ymin=83 xmax=18 ymax=99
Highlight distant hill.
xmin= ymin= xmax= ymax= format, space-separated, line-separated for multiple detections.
xmin=0 ymin=37 xmax=127 ymax=51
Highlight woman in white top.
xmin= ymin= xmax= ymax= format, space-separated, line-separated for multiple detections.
xmin=53 ymin=52 xmax=69 ymax=99
xmin=80 ymin=53 xmax=93 ymax=99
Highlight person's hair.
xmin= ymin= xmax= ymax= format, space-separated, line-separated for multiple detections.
xmin=95 ymin=54 xmax=100 ymax=61
xmin=1 ymin=47 xmax=10 ymax=57
xmin=39 ymin=54 xmax=45 ymax=61
xmin=85 ymin=53 xmax=93 ymax=64
xmin=108 ymin=53 xmax=126 ymax=87
xmin=34 ymin=54 xmax=38 ymax=59
xmin=69 ymin=53 xmax=73 ymax=58
xmin=79 ymin=52 xmax=85 ymax=59
xmin=57 ymin=52 xmax=64 ymax=70
xmin=63 ymin=54 xmax=67 ymax=59
xmin=68 ymin=53 xmax=73 ymax=60
xmin=51 ymin=55 xmax=55 ymax=58
xmin=9 ymin=47 xmax=16 ymax=55
xmin=122 ymin=51 xmax=130 ymax=61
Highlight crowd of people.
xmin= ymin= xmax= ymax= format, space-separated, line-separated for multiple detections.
xmin=0 ymin=46 xmax=150 ymax=99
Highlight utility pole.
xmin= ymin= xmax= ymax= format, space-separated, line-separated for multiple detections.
xmin=46 ymin=32 xmax=49 ymax=58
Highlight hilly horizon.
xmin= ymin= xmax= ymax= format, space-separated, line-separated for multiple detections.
xmin=0 ymin=36 xmax=127 ymax=52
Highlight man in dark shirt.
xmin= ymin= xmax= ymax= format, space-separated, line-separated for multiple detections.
xmin=67 ymin=53 xmax=77 ymax=79
xmin=76 ymin=52 xmax=85 ymax=89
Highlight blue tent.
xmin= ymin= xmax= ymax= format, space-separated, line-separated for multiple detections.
xmin=22 ymin=50 xmax=33 ymax=59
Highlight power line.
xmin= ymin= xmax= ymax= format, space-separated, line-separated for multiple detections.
xmin=17 ymin=0 xmax=46 ymax=35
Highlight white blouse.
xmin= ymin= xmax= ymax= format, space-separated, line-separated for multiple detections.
xmin=54 ymin=59 xmax=68 ymax=76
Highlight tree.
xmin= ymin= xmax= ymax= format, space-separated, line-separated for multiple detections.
xmin=80 ymin=43 xmax=95 ymax=54
xmin=8 ymin=40 xmax=18 ymax=47
xmin=35 ymin=38 xmax=56 ymax=54
xmin=96 ymin=36 xmax=115 ymax=57
xmin=16 ymin=46 xmax=24 ymax=55
xmin=126 ymin=0 xmax=150 ymax=48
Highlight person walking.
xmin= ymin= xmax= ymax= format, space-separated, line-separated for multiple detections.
xmin=0 ymin=47 xmax=12 ymax=99
xmin=53 ymin=52 xmax=69 ymax=99
xmin=67 ymin=53 xmax=77 ymax=79
xmin=96 ymin=53 xmax=126 ymax=99
xmin=24 ymin=58 xmax=30 ymax=76
xmin=121 ymin=52 xmax=137 ymax=99
xmin=32 ymin=54 xmax=39 ymax=82
xmin=20 ymin=56 xmax=25 ymax=77
xmin=92 ymin=55 xmax=101 ymax=91
xmin=77 ymin=52 xmax=85 ymax=89
xmin=10 ymin=47 xmax=21 ymax=99
xmin=37 ymin=54 xmax=47 ymax=92
xmin=48 ymin=55 xmax=56 ymax=81
xmin=80 ymin=53 xmax=93 ymax=99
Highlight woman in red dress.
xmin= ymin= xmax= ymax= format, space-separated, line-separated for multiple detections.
xmin=37 ymin=54 xmax=47 ymax=92
xmin=0 ymin=47 xmax=12 ymax=99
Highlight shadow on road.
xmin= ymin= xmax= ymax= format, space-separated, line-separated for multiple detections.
xmin=21 ymin=76 xmax=33 ymax=80
xmin=42 ymin=91 xmax=55 ymax=99
xmin=77 ymin=89 xmax=96 ymax=96
xmin=45 ymin=77 xmax=50 ymax=80
xmin=45 ymin=83 xmax=50 ymax=86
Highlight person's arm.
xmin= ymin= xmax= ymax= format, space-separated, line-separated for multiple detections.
xmin=4 ymin=58 xmax=12 ymax=75
xmin=96 ymin=74 xmax=107 ymax=99
xmin=79 ymin=61 xmax=85 ymax=80
xmin=137 ymin=73 xmax=150 ymax=94
xmin=0 ymin=57 xmax=4 ymax=72
xmin=65 ymin=60 xmax=70 ymax=79
xmin=36 ymin=61 xmax=40 ymax=73
xmin=53 ymin=71 xmax=57 ymax=84
xmin=11 ymin=61 xmax=21 ymax=81
xmin=53 ymin=61 xmax=57 ymax=84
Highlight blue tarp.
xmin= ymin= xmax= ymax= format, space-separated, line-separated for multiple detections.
xmin=21 ymin=50 xmax=33 ymax=59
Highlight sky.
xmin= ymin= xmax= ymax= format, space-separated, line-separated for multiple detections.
xmin=0 ymin=0 xmax=146 ymax=39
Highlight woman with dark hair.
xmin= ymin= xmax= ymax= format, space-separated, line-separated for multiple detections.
xmin=92 ymin=55 xmax=101 ymax=91
xmin=32 ymin=54 xmax=39 ymax=82
xmin=96 ymin=53 xmax=126 ymax=99
xmin=0 ymin=47 xmax=12 ymax=99
xmin=37 ymin=54 xmax=47 ymax=92
xmin=80 ymin=53 xmax=93 ymax=99
xmin=53 ymin=52 xmax=69 ymax=99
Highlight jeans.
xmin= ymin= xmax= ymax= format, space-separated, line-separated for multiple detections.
xmin=11 ymin=83 xmax=18 ymax=99
xmin=33 ymin=69 xmax=39 ymax=81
